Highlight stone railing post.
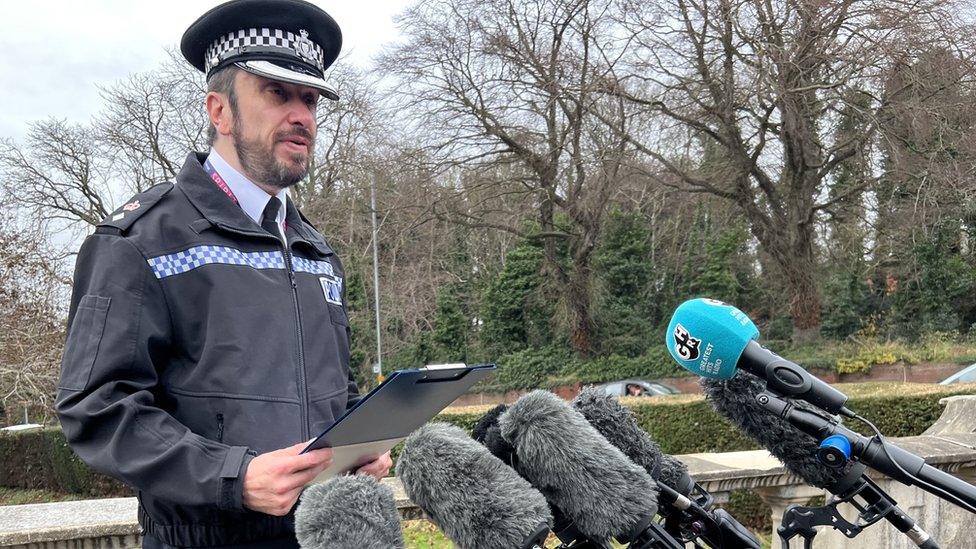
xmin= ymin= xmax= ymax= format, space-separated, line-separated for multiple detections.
xmin=756 ymin=484 xmax=824 ymax=549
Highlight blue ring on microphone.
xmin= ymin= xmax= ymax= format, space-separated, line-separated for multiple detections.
xmin=816 ymin=434 xmax=852 ymax=468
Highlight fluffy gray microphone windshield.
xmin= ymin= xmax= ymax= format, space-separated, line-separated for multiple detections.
xmin=573 ymin=386 xmax=689 ymax=493
xmin=701 ymin=371 xmax=854 ymax=488
xmin=500 ymin=390 xmax=659 ymax=541
xmin=294 ymin=474 xmax=404 ymax=549
xmin=396 ymin=422 xmax=552 ymax=549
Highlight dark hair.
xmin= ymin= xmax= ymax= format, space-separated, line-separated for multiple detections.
xmin=206 ymin=66 xmax=240 ymax=146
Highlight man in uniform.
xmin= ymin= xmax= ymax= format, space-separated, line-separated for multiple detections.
xmin=55 ymin=1 xmax=391 ymax=546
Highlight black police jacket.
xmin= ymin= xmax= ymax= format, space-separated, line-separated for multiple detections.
xmin=56 ymin=152 xmax=359 ymax=546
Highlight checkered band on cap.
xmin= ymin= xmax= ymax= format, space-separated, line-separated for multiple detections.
xmin=205 ymin=27 xmax=326 ymax=75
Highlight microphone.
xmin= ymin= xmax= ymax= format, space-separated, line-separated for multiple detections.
xmin=473 ymin=404 xmax=613 ymax=549
xmin=702 ymin=371 xmax=941 ymax=548
xmin=572 ymin=387 xmax=692 ymax=494
xmin=499 ymin=390 xmax=682 ymax=548
xmin=665 ymin=297 xmax=853 ymax=416
xmin=295 ymin=474 xmax=405 ymax=549
xmin=471 ymin=403 xmax=516 ymax=466
xmin=396 ymin=422 xmax=551 ymax=549
xmin=572 ymin=386 xmax=761 ymax=548
xmin=757 ymin=388 xmax=976 ymax=515
xmin=701 ymin=371 xmax=853 ymax=487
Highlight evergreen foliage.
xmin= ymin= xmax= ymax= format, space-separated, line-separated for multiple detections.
xmin=821 ymin=269 xmax=873 ymax=338
xmin=479 ymin=240 xmax=553 ymax=354
xmin=594 ymin=209 xmax=655 ymax=356
xmin=691 ymin=226 xmax=750 ymax=304
xmin=889 ymin=223 xmax=976 ymax=336
xmin=431 ymin=284 xmax=469 ymax=362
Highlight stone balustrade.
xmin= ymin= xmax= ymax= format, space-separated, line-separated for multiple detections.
xmin=3 ymin=395 xmax=975 ymax=549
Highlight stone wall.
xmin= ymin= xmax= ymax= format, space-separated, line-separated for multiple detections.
xmin=3 ymin=396 xmax=975 ymax=549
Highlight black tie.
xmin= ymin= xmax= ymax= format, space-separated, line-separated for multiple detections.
xmin=261 ymin=197 xmax=282 ymax=240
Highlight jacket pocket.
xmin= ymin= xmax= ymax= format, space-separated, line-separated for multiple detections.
xmin=327 ymin=303 xmax=349 ymax=327
xmin=58 ymin=295 xmax=111 ymax=391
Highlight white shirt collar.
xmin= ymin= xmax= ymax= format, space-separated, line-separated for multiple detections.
xmin=206 ymin=148 xmax=288 ymax=233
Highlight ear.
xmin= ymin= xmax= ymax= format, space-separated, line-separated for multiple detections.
xmin=205 ymin=91 xmax=234 ymax=139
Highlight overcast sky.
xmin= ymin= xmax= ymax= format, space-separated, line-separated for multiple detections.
xmin=0 ymin=1 xmax=411 ymax=143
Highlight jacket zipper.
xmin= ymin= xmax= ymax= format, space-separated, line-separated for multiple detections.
xmin=214 ymin=222 xmax=311 ymax=440
xmin=282 ymin=246 xmax=310 ymax=440
xmin=216 ymin=413 xmax=224 ymax=442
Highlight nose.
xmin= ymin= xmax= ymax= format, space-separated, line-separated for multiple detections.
xmin=286 ymin=98 xmax=316 ymax=134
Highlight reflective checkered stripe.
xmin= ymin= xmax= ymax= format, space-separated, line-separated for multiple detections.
xmin=205 ymin=27 xmax=326 ymax=74
xmin=291 ymin=256 xmax=334 ymax=276
xmin=146 ymin=245 xmax=337 ymax=280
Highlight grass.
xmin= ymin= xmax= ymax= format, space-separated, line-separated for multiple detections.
xmin=0 ymin=487 xmax=85 ymax=505
xmin=401 ymin=520 xmax=453 ymax=548
xmin=402 ymin=520 xmax=772 ymax=548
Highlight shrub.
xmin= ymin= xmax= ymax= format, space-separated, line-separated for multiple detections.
xmin=0 ymin=428 xmax=127 ymax=496
xmin=5 ymin=384 xmax=972 ymax=498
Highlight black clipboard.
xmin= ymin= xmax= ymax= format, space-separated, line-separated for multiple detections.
xmin=302 ymin=363 xmax=495 ymax=481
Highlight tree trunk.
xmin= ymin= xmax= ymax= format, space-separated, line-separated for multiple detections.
xmin=566 ymin=259 xmax=595 ymax=356
xmin=786 ymin=261 xmax=821 ymax=343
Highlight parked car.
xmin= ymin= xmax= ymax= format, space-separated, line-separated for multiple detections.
xmin=939 ymin=363 xmax=976 ymax=385
xmin=593 ymin=379 xmax=681 ymax=398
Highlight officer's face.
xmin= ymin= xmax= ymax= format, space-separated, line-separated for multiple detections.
xmin=229 ymin=72 xmax=320 ymax=189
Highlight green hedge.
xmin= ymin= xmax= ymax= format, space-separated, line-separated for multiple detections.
xmin=432 ymin=382 xmax=976 ymax=455
xmin=4 ymin=383 xmax=973 ymax=503
xmin=0 ymin=427 xmax=127 ymax=497
xmin=476 ymin=345 xmax=687 ymax=394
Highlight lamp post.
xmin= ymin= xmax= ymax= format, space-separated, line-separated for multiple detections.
xmin=369 ymin=173 xmax=383 ymax=383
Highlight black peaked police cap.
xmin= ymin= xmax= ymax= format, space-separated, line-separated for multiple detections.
xmin=181 ymin=0 xmax=342 ymax=100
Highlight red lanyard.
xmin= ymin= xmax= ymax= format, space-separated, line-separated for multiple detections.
xmin=204 ymin=158 xmax=288 ymax=232
xmin=203 ymin=159 xmax=239 ymax=205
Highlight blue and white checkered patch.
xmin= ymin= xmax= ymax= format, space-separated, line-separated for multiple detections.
xmin=146 ymin=245 xmax=343 ymax=289
xmin=147 ymin=245 xmax=285 ymax=279
xmin=292 ymin=256 xmax=335 ymax=276
xmin=319 ymin=275 xmax=343 ymax=305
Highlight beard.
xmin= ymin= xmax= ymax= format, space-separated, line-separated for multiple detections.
xmin=232 ymin=119 xmax=314 ymax=190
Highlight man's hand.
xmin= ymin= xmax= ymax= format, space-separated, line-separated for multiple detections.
xmin=243 ymin=441 xmax=333 ymax=516
xmin=355 ymin=451 xmax=393 ymax=480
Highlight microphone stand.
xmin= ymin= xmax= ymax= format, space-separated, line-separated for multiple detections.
xmin=549 ymin=509 xmax=614 ymax=549
xmin=620 ymin=513 xmax=686 ymax=549
xmin=778 ymin=468 xmax=938 ymax=549
xmin=657 ymin=482 xmax=761 ymax=548
xmin=758 ymin=392 xmax=941 ymax=549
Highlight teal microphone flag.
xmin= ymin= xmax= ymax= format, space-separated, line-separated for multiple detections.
xmin=665 ymin=298 xmax=759 ymax=379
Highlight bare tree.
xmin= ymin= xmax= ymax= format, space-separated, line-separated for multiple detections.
xmin=0 ymin=51 xmax=207 ymax=233
xmin=0 ymin=217 xmax=70 ymax=423
xmin=601 ymin=0 xmax=975 ymax=340
xmin=380 ymin=0 xmax=638 ymax=354
xmin=97 ymin=49 xmax=208 ymax=192
xmin=0 ymin=119 xmax=114 ymax=232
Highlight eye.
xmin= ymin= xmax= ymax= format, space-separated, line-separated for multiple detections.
xmin=303 ymin=93 xmax=320 ymax=107
xmin=268 ymin=85 xmax=286 ymax=99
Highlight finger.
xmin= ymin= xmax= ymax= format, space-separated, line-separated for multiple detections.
xmin=283 ymin=447 xmax=334 ymax=473
xmin=356 ymin=459 xmax=386 ymax=478
xmin=287 ymin=459 xmax=334 ymax=488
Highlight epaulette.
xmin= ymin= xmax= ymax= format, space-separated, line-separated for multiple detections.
xmin=96 ymin=182 xmax=174 ymax=234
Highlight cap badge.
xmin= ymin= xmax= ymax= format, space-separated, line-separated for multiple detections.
xmin=296 ymin=29 xmax=316 ymax=63
xmin=123 ymin=200 xmax=141 ymax=212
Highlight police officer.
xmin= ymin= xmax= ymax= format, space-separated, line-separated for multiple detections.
xmin=55 ymin=1 xmax=391 ymax=546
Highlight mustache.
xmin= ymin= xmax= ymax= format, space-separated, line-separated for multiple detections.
xmin=275 ymin=127 xmax=314 ymax=145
